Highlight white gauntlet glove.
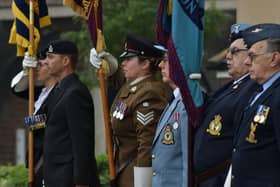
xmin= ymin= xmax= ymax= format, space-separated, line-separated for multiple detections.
xmin=22 ymin=52 xmax=38 ymax=68
xmin=89 ymin=48 xmax=102 ymax=68
xmin=11 ymin=71 xmax=29 ymax=92
xmin=89 ymin=48 xmax=118 ymax=77
xmin=11 ymin=53 xmax=38 ymax=91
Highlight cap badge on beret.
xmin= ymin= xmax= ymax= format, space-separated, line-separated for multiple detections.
xmin=48 ymin=45 xmax=53 ymax=53
xmin=233 ymin=25 xmax=241 ymax=34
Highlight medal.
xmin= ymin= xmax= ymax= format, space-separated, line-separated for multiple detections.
xmin=253 ymin=105 xmax=270 ymax=125
xmin=113 ymin=101 xmax=121 ymax=118
xmin=119 ymin=103 xmax=127 ymax=120
xmin=173 ymin=112 xmax=179 ymax=129
xmin=253 ymin=115 xmax=260 ymax=123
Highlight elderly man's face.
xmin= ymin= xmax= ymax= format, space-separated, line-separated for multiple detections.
xmin=244 ymin=40 xmax=273 ymax=84
xmin=226 ymin=38 xmax=249 ymax=80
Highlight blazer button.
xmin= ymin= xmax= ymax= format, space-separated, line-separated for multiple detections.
xmin=153 ymin=172 xmax=156 ymax=176
xmin=152 ymin=154 xmax=155 ymax=159
xmin=233 ymin=148 xmax=236 ymax=153
xmin=231 ymin=175 xmax=235 ymax=179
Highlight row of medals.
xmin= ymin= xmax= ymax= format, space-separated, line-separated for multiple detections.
xmin=112 ymin=101 xmax=127 ymax=120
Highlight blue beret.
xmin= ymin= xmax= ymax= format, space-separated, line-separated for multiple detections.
xmin=120 ymin=34 xmax=165 ymax=59
xmin=229 ymin=23 xmax=251 ymax=43
xmin=46 ymin=40 xmax=78 ymax=55
xmin=242 ymin=23 xmax=280 ymax=48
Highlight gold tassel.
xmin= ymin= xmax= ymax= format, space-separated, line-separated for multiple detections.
xmin=167 ymin=0 xmax=172 ymax=15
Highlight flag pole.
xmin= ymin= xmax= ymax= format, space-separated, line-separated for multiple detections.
xmin=93 ymin=4 xmax=116 ymax=183
xmin=28 ymin=0 xmax=35 ymax=186
xmin=97 ymin=68 xmax=116 ymax=183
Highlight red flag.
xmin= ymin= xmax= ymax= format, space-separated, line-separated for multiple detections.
xmin=63 ymin=0 xmax=105 ymax=51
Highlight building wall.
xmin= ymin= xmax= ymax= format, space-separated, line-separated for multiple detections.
xmin=237 ymin=0 xmax=280 ymax=23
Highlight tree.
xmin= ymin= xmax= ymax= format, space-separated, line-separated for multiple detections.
xmin=62 ymin=0 xmax=159 ymax=88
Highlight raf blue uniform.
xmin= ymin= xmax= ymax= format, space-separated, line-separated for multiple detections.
xmin=194 ymin=75 xmax=258 ymax=186
xmin=152 ymin=88 xmax=188 ymax=187
xmin=231 ymin=74 xmax=280 ymax=187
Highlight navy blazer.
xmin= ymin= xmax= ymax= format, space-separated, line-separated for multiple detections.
xmin=43 ymin=73 xmax=100 ymax=187
xmin=194 ymin=75 xmax=259 ymax=174
xmin=231 ymin=77 xmax=280 ymax=187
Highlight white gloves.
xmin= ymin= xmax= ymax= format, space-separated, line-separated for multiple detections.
xmin=11 ymin=70 xmax=29 ymax=91
xmin=90 ymin=48 xmax=102 ymax=68
xmin=11 ymin=53 xmax=38 ymax=91
xmin=89 ymin=48 xmax=118 ymax=76
xmin=22 ymin=52 xmax=38 ymax=68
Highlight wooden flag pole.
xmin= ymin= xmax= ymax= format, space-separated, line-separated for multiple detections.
xmin=93 ymin=1 xmax=116 ymax=183
xmin=97 ymin=68 xmax=116 ymax=182
xmin=28 ymin=0 xmax=35 ymax=186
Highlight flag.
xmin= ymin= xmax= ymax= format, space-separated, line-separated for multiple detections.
xmin=157 ymin=0 xmax=205 ymax=127
xmin=63 ymin=0 xmax=105 ymax=51
xmin=9 ymin=0 xmax=51 ymax=56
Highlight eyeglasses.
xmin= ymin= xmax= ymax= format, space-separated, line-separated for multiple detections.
xmin=247 ymin=52 xmax=270 ymax=62
xmin=228 ymin=47 xmax=248 ymax=55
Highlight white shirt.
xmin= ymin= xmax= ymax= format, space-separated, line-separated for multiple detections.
xmin=34 ymin=87 xmax=54 ymax=114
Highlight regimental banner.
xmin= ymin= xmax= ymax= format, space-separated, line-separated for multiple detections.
xmin=157 ymin=0 xmax=205 ymax=127
xmin=63 ymin=0 xmax=95 ymax=20
xmin=9 ymin=0 xmax=51 ymax=56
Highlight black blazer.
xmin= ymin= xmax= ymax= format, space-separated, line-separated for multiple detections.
xmin=43 ymin=73 xmax=100 ymax=187
xmin=11 ymin=85 xmax=45 ymax=166
xmin=194 ymin=75 xmax=259 ymax=173
xmin=231 ymin=76 xmax=280 ymax=187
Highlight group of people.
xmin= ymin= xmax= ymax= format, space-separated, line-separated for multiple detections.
xmin=11 ymin=22 xmax=280 ymax=187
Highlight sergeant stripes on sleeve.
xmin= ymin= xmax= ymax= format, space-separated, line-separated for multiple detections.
xmin=136 ymin=111 xmax=154 ymax=126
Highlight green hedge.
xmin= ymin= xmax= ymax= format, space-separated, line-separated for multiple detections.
xmin=0 ymin=154 xmax=109 ymax=187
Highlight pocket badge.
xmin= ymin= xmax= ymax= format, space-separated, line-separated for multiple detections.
xmin=206 ymin=114 xmax=222 ymax=136
xmin=162 ymin=124 xmax=174 ymax=145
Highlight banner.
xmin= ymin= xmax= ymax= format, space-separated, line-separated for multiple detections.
xmin=9 ymin=0 xmax=51 ymax=56
xmin=63 ymin=0 xmax=105 ymax=50
xmin=157 ymin=0 xmax=205 ymax=126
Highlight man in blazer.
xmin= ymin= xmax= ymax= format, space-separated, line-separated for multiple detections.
xmin=43 ymin=40 xmax=100 ymax=187
xmin=230 ymin=23 xmax=280 ymax=187
xmin=152 ymin=48 xmax=188 ymax=187
xmin=193 ymin=24 xmax=259 ymax=187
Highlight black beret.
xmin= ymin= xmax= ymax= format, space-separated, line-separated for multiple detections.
xmin=229 ymin=23 xmax=251 ymax=43
xmin=242 ymin=23 xmax=280 ymax=48
xmin=37 ymin=47 xmax=48 ymax=60
xmin=120 ymin=34 xmax=165 ymax=59
xmin=46 ymin=40 xmax=78 ymax=55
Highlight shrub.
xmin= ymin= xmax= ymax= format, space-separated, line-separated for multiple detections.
xmin=0 ymin=154 xmax=110 ymax=187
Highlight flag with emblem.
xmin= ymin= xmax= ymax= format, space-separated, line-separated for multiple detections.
xmin=63 ymin=0 xmax=105 ymax=51
xmin=157 ymin=0 xmax=205 ymax=186
xmin=9 ymin=0 xmax=51 ymax=56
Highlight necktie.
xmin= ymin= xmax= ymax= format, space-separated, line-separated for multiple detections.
xmin=249 ymin=86 xmax=264 ymax=105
